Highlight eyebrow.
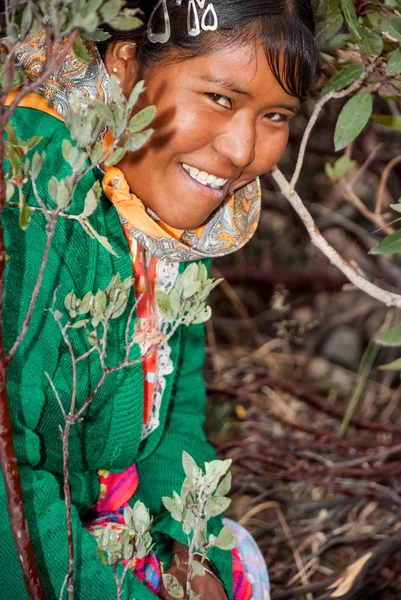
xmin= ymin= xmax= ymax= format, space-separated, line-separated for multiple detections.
xmin=198 ymin=74 xmax=300 ymax=114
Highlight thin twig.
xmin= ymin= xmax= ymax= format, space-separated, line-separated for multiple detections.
xmin=376 ymin=154 xmax=401 ymax=215
xmin=291 ymin=67 xmax=374 ymax=189
xmin=45 ymin=371 xmax=66 ymax=417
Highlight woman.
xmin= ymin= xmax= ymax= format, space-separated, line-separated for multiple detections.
xmin=2 ymin=1 xmax=318 ymax=598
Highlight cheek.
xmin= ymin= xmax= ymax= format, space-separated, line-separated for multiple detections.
xmin=258 ymin=128 xmax=289 ymax=170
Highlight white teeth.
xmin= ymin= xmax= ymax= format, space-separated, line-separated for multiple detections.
xmin=182 ymin=163 xmax=228 ymax=190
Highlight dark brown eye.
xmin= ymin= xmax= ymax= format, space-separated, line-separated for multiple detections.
xmin=207 ymin=93 xmax=232 ymax=109
xmin=265 ymin=112 xmax=289 ymax=123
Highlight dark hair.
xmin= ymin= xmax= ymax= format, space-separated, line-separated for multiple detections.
xmin=99 ymin=0 xmax=318 ymax=99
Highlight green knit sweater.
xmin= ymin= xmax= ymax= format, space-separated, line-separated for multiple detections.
xmin=1 ymin=107 xmax=233 ymax=599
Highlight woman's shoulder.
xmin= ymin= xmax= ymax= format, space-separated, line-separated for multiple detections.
xmin=3 ymin=95 xmax=131 ymax=281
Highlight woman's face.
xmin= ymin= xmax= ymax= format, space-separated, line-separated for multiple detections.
xmin=110 ymin=41 xmax=300 ymax=230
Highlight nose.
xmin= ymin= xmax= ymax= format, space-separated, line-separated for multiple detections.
xmin=213 ymin=112 xmax=256 ymax=169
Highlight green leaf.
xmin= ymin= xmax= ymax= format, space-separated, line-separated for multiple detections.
xmin=204 ymin=496 xmax=231 ymax=518
xmin=325 ymin=154 xmax=356 ymax=181
xmin=340 ymin=0 xmax=361 ymax=39
xmin=168 ymin=288 xmax=181 ymax=317
xmin=80 ymin=217 xmax=119 ymax=257
xmin=162 ymin=574 xmax=184 ymax=599
xmin=6 ymin=182 xmax=15 ymax=201
xmin=128 ymin=106 xmax=157 ymax=132
xmin=19 ymin=191 xmax=32 ymax=230
xmin=82 ymin=182 xmax=101 ymax=217
xmin=183 ymin=280 xmax=201 ymax=299
xmin=100 ymin=0 xmax=122 ymax=21
xmin=71 ymin=319 xmax=89 ymax=329
xmin=31 ymin=151 xmax=45 ymax=178
xmin=213 ymin=525 xmax=238 ymax=551
xmin=162 ymin=496 xmax=183 ymax=522
xmin=93 ymin=100 xmax=114 ymax=126
xmin=371 ymin=114 xmax=401 ymax=131
xmin=192 ymin=305 xmax=212 ymax=324
xmin=379 ymin=13 xmax=401 ymax=42
xmin=131 ymin=500 xmax=151 ymax=534
xmin=55 ymin=179 xmax=72 ymax=209
xmin=191 ymin=560 xmax=205 ymax=577
xmin=369 ymin=229 xmax=401 ymax=255
xmin=156 ymin=290 xmax=172 ymax=318
xmin=105 ymin=147 xmax=126 ymax=167
xmin=72 ymin=39 xmax=92 ymax=64
xmin=334 ymin=92 xmax=373 ymax=150
xmin=215 ymin=471 xmax=232 ymax=497
xmin=5 ymin=121 xmax=18 ymax=145
xmin=90 ymin=142 xmax=104 ymax=166
xmin=109 ymin=290 xmax=129 ymax=319
xmin=387 ymin=48 xmax=401 ymax=76
xmin=375 ymin=324 xmax=401 ymax=347
xmin=323 ymin=32 xmax=352 ymax=51
xmin=6 ymin=143 xmax=21 ymax=174
xmin=79 ymin=292 xmax=93 ymax=314
xmin=315 ymin=15 xmax=343 ymax=48
xmin=127 ymin=80 xmax=146 ymax=110
xmin=20 ymin=4 xmax=33 ymax=37
xmin=124 ymin=129 xmax=154 ymax=152
xmin=379 ymin=357 xmax=401 ymax=370
xmin=82 ymin=28 xmax=111 ymax=42
xmin=207 ymin=458 xmax=232 ymax=480
xmin=62 ymin=139 xmax=73 ymax=163
xmin=182 ymin=451 xmax=201 ymax=485
xmin=109 ymin=13 xmax=143 ymax=30
xmin=11 ymin=70 xmax=26 ymax=91
xmin=97 ymin=547 xmax=108 ymax=565
xmin=108 ymin=75 xmax=124 ymax=105
xmin=65 ymin=292 xmax=77 ymax=312
xmin=359 ymin=27 xmax=383 ymax=57
xmin=6 ymin=22 xmax=20 ymax=44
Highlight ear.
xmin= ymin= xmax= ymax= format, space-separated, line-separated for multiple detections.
xmin=104 ymin=41 xmax=139 ymax=99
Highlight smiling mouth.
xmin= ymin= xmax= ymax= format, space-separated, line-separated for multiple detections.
xmin=181 ymin=163 xmax=229 ymax=190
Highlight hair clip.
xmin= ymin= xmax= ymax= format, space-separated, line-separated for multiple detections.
xmin=148 ymin=0 xmax=218 ymax=43
xmin=201 ymin=3 xmax=218 ymax=31
xmin=147 ymin=0 xmax=171 ymax=44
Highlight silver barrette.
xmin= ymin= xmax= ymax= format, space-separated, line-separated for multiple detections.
xmin=148 ymin=0 xmax=218 ymax=43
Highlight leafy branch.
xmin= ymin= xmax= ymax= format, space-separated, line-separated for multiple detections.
xmin=162 ymin=452 xmax=237 ymax=599
xmin=46 ymin=263 xmax=221 ymax=599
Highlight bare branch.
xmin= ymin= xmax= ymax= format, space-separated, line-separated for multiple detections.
xmin=271 ymin=167 xmax=401 ymax=309
xmin=6 ymin=212 xmax=59 ymax=363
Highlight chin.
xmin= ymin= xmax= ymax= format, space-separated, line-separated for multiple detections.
xmin=163 ymin=213 xmax=211 ymax=231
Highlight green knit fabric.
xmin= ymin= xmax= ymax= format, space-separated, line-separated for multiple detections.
xmin=1 ymin=107 xmax=233 ymax=599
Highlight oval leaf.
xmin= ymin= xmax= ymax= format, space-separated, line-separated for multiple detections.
xmin=129 ymin=106 xmax=157 ymax=133
xmin=387 ymin=48 xmax=401 ymax=76
xmin=379 ymin=13 xmax=401 ymax=42
xmin=334 ymin=92 xmax=373 ymax=151
xmin=105 ymin=147 xmax=126 ymax=167
xmin=375 ymin=324 xmax=401 ymax=347
xmin=369 ymin=229 xmax=401 ymax=255
xmin=321 ymin=62 xmax=363 ymax=96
